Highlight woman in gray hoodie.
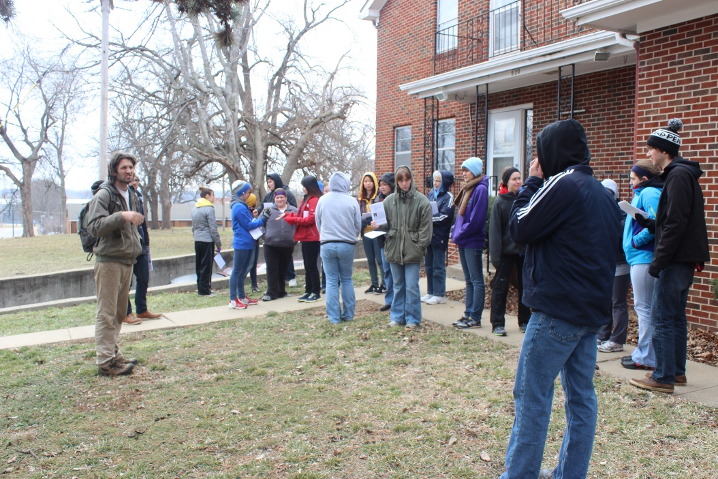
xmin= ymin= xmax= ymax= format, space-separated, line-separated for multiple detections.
xmin=191 ymin=186 xmax=222 ymax=296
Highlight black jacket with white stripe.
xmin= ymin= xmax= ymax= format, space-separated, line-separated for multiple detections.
xmin=509 ymin=120 xmax=622 ymax=328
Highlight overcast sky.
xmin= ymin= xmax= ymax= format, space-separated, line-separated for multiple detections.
xmin=0 ymin=0 xmax=377 ymax=193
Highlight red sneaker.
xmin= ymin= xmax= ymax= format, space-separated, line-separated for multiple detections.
xmin=242 ymin=296 xmax=258 ymax=306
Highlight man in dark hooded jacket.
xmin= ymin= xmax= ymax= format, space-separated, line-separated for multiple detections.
xmin=499 ymin=119 xmax=622 ymax=479
xmin=629 ymin=119 xmax=709 ymax=394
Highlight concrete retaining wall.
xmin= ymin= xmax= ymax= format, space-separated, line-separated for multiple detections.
xmin=0 ymin=242 xmax=367 ymax=309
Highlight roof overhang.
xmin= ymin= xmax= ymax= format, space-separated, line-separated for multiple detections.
xmin=561 ymin=0 xmax=718 ymax=34
xmin=359 ymin=0 xmax=389 ymax=23
xmin=399 ymin=31 xmax=636 ymax=102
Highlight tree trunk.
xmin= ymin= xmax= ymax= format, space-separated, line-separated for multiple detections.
xmin=147 ymin=169 xmax=160 ymax=229
xmin=159 ymin=162 xmax=172 ymax=230
xmin=20 ymin=169 xmax=34 ymax=237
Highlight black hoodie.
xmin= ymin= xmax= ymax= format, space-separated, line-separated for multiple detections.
xmin=651 ymin=157 xmax=709 ymax=271
xmin=261 ymin=173 xmax=297 ymax=210
xmin=509 ymin=119 xmax=622 ymax=328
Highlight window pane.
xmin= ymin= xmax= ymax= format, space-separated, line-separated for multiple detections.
xmin=436 ymin=119 xmax=455 ymax=172
xmin=493 ymin=118 xmax=515 ymax=156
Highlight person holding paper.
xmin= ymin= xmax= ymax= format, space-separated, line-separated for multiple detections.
xmin=280 ymin=176 xmax=323 ymax=303
xmin=620 ymin=160 xmax=663 ymax=370
xmin=376 ymin=173 xmax=395 ymax=312
xmin=451 ymin=157 xmax=489 ymax=329
xmin=373 ymin=165 xmax=432 ymax=330
xmin=261 ymin=173 xmax=298 ymax=287
xmin=229 ymin=180 xmax=270 ymax=310
xmin=245 ymin=193 xmax=261 ymax=294
xmin=358 ymin=172 xmax=386 ymax=295
xmin=422 ymin=170 xmax=455 ymax=306
xmin=192 ymin=186 xmax=222 ymax=297
xmin=261 ymin=188 xmax=298 ymax=301
xmin=488 ymin=167 xmax=529 ymax=336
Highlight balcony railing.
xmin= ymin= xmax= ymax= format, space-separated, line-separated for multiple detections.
xmin=434 ymin=0 xmax=592 ymax=74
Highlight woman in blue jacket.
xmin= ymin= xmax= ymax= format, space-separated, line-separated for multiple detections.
xmin=621 ymin=159 xmax=663 ymax=370
xmin=422 ymin=170 xmax=455 ymax=305
xmin=229 ymin=180 xmax=269 ymax=310
xmin=451 ymin=157 xmax=489 ymax=329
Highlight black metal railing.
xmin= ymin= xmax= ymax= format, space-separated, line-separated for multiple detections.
xmin=434 ymin=0 xmax=590 ymax=74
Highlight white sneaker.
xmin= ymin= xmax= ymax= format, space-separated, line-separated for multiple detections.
xmin=420 ymin=294 xmax=432 ymax=302
xmin=597 ymin=340 xmax=624 ymax=353
xmin=288 ymin=279 xmax=298 ymax=287
xmin=425 ymin=296 xmax=446 ymax=305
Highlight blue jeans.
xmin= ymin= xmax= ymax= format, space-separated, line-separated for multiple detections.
xmin=380 ymin=247 xmax=394 ymax=306
xmin=127 ymin=253 xmax=149 ymax=315
xmin=630 ymin=264 xmax=656 ymax=368
xmin=389 ymin=262 xmax=421 ymax=326
xmin=362 ymin=235 xmax=385 ymax=288
xmin=501 ymin=313 xmax=598 ymax=479
xmin=229 ymin=248 xmax=254 ymax=301
xmin=650 ymin=262 xmax=694 ymax=384
xmin=459 ymin=248 xmax=484 ymax=320
xmin=424 ymin=245 xmax=447 ymax=297
xmin=320 ymin=242 xmax=356 ymax=323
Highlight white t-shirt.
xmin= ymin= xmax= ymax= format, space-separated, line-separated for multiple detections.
xmin=119 ymin=187 xmax=130 ymax=210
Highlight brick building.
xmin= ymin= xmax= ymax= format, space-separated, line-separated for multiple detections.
xmin=361 ymin=0 xmax=718 ymax=331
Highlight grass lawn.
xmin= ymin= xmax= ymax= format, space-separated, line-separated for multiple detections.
xmin=0 ymin=227 xmax=232 ymax=278
xmin=2 ymin=304 xmax=717 ymax=478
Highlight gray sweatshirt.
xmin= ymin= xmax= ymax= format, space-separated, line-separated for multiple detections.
xmin=191 ymin=201 xmax=222 ymax=248
xmin=315 ymin=172 xmax=361 ymax=244
xmin=263 ymin=204 xmax=298 ymax=248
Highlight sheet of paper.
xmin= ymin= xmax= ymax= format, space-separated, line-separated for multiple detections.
xmin=363 ymin=230 xmax=386 ymax=239
xmin=361 ymin=212 xmax=372 ymax=220
xmin=214 ymin=253 xmax=226 ymax=269
xmin=430 ymin=201 xmax=438 ymax=215
xmin=263 ymin=202 xmax=273 ymax=210
xmin=369 ymin=202 xmax=387 ymax=225
xmin=618 ymin=200 xmax=649 ymax=219
xmin=249 ymin=227 xmax=263 ymax=240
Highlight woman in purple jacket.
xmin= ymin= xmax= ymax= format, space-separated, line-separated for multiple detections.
xmin=451 ymin=157 xmax=489 ymax=329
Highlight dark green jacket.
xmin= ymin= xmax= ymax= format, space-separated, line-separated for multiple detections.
xmin=381 ymin=167 xmax=433 ymax=264
xmin=86 ymin=183 xmax=143 ymax=264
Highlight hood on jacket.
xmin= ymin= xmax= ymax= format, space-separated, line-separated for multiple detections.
xmin=195 ymin=197 xmax=214 ymax=208
xmin=379 ymin=172 xmax=395 ymax=193
xmin=359 ymin=172 xmax=379 ymax=202
xmin=267 ymin=173 xmax=285 ymax=190
xmin=636 ymin=175 xmax=665 ymax=191
xmin=665 ymin=157 xmax=704 ymax=181
xmin=395 ymin=165 xmax=416 ymax=199
xmin=328 ymin=172 xmax=351 ymax=194
xmin=438 ymin=170 xmax=455 ymax=194
xmin=536 ymin=119 xmax=590 ymax=178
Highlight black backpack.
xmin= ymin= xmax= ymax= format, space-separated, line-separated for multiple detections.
xmin=79 ymin=186 xmax=116 ymax=261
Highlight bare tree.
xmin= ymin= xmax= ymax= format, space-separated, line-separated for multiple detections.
xmin=0 ymin=48 xmax=58 ymax=237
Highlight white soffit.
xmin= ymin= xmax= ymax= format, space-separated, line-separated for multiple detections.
xmin=399 ymin=31 xmax=635 ymax=100
xmin=561 ymin=0 xmax=718 ymax=34
xmin=359 ymin=0 xmax=389 ymax=22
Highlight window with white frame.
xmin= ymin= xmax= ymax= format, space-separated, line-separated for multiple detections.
xmin=436 ymin=119 xmax=455 ymax=172
xmin=394 ymin=126 xmax=412 ymax=169
xmin=490 ymin=0 xmax=520 ymax=56
xmin=436 ymin=0 xmax=458 ymax=53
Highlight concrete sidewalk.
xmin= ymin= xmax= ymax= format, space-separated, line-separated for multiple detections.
xmin=1 ymin=277 xmax=716 ymax=406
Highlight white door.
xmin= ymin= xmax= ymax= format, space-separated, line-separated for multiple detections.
xmin=487 ymin=109 xmax=524 ymax=191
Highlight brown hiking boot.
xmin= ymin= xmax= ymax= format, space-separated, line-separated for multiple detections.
xmin=136 ymin=311 xmax=162 ymax=319
xmin=675 ymin=374 xmax=687 ymax=386
xmin=629 ymin=375 xmax=674 ymax=394
xmin=124 ymin=314 xmax=142 ymax=325
xmin=115 ymin=356 xmax=138 ymax=366
xmin=98 ymin=360 xmax=134 ymax=377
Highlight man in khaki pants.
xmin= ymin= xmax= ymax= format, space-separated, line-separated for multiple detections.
xmin=86 ymin=152 xmax=144 ymax=376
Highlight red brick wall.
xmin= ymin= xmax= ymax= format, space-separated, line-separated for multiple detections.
xmin=637 ymin=14 xmax=718 ymax=331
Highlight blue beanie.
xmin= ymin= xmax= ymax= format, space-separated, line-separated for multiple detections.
xmin=461 ymin=157 xmax=484 ymax=177
xmin=231 ymin=180 xmax=252 ymax=197
xmin=317 ymin=180 xmax=324 ymax=192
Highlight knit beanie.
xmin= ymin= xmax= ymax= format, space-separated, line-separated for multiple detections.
xmin=461 ymin=157 xmax=484 ymax=177
xmin=231 ymin=180 xmax=252 ymax=197
xmin=246 ymin=193 xmax=257 ymax=208
xmin=317 ymin=180 xmax=324 ymax=192
xmin=647 ymin=118 xmax=682 ymax=156
xmin=601 ymin=179 xmax=618 ymax=200
xmin=501 ymin=167 xmax=520 ymax=188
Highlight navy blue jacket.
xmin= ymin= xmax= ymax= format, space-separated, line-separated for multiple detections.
xmin=426 ymin=171 xmax=455 ymax=248
xmin=509 ymin=119 xmax=622 ymax=328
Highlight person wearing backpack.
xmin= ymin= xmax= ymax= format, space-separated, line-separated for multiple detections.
xmin=85 ymin=152 xmax=145 ymax=377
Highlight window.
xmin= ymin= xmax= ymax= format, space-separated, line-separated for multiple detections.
xmin=394 ymin=126 xmax=412 ymax=169
xmin=436 ymin=119 xmax=455 ymax=172
xmin=490 ymin=0 xmax=520 ymax=56
xmin=436 ymin=0 xmax=458 ymax=53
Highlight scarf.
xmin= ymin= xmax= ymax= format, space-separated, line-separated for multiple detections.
xmin=454 ymin=175 xmax=484 ymax=217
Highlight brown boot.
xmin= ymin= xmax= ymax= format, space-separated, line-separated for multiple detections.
xmin=98 ymin=359 xmax=134 ymax=377
xmin=115 ymin=356 xmax=139 ymax=366
xmin=124 ymin=314 xmax=142 ymax=325
xmin=136 ymin=311 xmax=162 ymax=319
xmin=629 ymin=375 xmax=674 ymax=394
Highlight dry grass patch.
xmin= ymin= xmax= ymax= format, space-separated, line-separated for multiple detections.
xmin=2 ymin=302 xmax=717 ymax=478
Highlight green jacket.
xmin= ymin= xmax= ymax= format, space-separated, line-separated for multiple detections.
xmin=381 ymin=167 xmax=433 ymax=264
xmin=86 ymin=183 xmax=143 ymax=264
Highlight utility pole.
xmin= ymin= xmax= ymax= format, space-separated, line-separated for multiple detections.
xmin=99 ymin=0 xmax=114 ymax=180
